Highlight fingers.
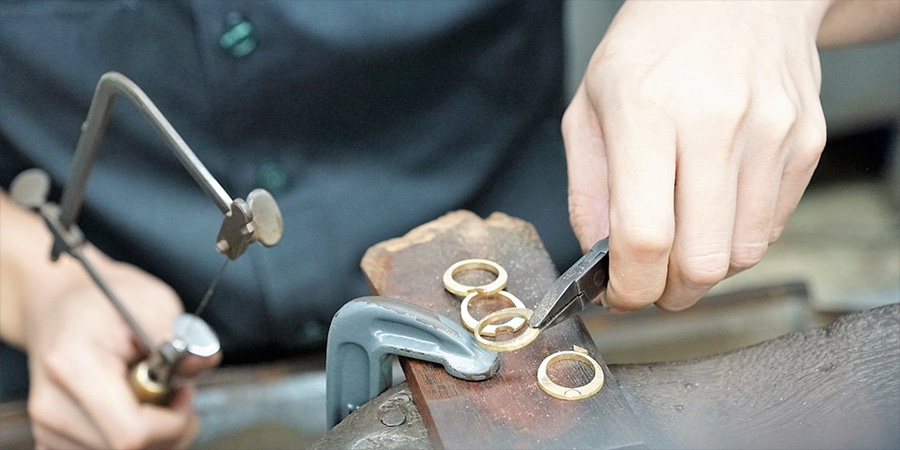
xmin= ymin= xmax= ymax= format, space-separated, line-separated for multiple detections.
xmin=727 ymin=93 xmax=801 ymax=277
xmin=167 ymin=385 xmax=202 ymax=450
xmin=655 ymin=126 xmax=739 ymax=311
xmin=32 ymin=426 xmax=91 ymax=450
xmin=771 ymin=95 xmax=827 ymax=242
xmin=71 ymin=353 xmax=198 ymax=450
xmin=137 ymin=387 xmax=200 ymax=450
xmin=602 ymin=105 xmax=676 ymax=311
xmin=26 ymin=277 xmax=200 ymax=450
xmin=563 ymin=84 xmax=611 ymax=252
xmin=29 ymin=345 xmax=198 ymax=450
xmin=561 ymin=0 xmax=830 ymax=314
xmin=585 ymin=85 xmax=822 ymax=312
xmin=175 ymin=350 xmax=223 ymax=377
xmin=29 ymin=377 xmax=107 ymax=449
xmin=728 ymin=155 xmax=782 ymax=278
xmin=70 ymin=360 xmax=196 ymax=448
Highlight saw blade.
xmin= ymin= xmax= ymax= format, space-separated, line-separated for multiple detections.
xmin=177 ymin=258 xmax=229 ymax=340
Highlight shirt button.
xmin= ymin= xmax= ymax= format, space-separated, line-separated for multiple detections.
xmin=257 ymin=161 xmax=289 ymax=194
xmin=219 ymin=12 xmax=257 ymax=58
xmin=296 ymin=321 xmax=326 ymax=348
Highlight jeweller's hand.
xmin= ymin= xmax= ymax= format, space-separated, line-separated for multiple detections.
xmin=564 ymin=0 xmax=829 ymax=312
xmin=1 ymin=193 xmax=220 ymax=449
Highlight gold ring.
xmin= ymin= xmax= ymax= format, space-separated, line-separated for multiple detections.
xmin=473 ymin=307 xmax=540 ymax=352
xmin=460 ymin=291 xmax=527 ymax=336
xmin=442 ymin=259 xmax=508 ymax=296
xmin=537 ymin=345 xmax=604 ymax=400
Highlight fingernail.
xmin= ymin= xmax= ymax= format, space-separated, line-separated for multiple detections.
xmin=597 ymin=291 xmax=609 ymax=307
xmin=598 ymin=292 xmax=628 ymax=314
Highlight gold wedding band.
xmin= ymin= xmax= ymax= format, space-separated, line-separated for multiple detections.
xmin=461 ymin=291 xmax=527 ymax=336
xmin=537 ymin=345 xmax=604 ymax=400
xmin=442 ymin=259 xmax=508 ymax=296
xmin=474 ymin=307 xmax=540 ymax=352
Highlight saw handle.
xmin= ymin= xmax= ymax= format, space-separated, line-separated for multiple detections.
xmin=129 ymin=314 xmax=221 ymax=404
xmin=130 ymin=360 xmax=172 ymax=405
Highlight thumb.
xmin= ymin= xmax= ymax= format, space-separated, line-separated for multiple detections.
xmin=169 ymin=314 xmax=223 ymax=378
xmin=173 ymin=349 xmax=222 ymax=378
xmin=562 ymin=84 xmax=610 ymax=251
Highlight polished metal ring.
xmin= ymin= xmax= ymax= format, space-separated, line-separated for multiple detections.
xmin=537 ymin=345 xmax=604 ymax=400
xmin=461 ymin=290 xmax=527 ymax=336
xmin=473 ymin=307 xmax=540 ymax=352
xmin=442 ymin=259 xmax=508 ymax=296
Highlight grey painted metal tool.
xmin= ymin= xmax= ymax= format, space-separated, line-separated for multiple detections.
xmin=325 ymin=297 xmax=500 ymax=428
xmin=313 ymin=382 xmax=431 ymax=450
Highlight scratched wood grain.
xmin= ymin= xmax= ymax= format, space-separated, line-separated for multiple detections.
xmin=361 ymin=210 xmax=643 ymax=449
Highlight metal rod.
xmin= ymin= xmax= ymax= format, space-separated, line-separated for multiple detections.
xmin=59 ymin=72 xmax=232 ymax=230
xmin=177 ymin=259 xmax=229 ymax=341
xmin=68 ymin=246 xmax=155 ymax=353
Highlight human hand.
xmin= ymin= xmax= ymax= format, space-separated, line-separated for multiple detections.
xmin=22 ymin=248 xmax=220 ymax=449
xmin=563 ymin=0 xmax=830 ymax=311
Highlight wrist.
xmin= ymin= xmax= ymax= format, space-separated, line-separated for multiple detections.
xmin=818 ymin=0 xmax=900 ymax=47
xmin=0 ymin=192 xmax=109 ymax=347
xmin=0 ymin=253 xmax=26 ymax=348
xmin=792 ymin=0 xmax=836 ymax=37
xmin=734 ymin=0 xmax=834 ymax=40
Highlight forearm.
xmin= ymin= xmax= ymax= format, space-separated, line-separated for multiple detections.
xmin=818 ymin=0 xmax=900 ymax=47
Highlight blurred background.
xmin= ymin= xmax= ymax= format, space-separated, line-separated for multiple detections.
xmin=1 ymin=1 xmax=897 ymax=448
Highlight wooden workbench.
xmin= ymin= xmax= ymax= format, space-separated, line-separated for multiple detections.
xmin=353 ymin=210 xmax=900 ymax=449
xmin=361 ymin=210 xmax=641 ymax=449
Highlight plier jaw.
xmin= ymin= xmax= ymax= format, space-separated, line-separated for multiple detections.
xmin=528 ymin=238 xmax=610 ymax=331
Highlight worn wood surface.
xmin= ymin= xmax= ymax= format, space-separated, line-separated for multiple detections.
xmin=314 ymin=302 xmax=899 ymax=449
xmin=611 ymin=302 xmax=900 ymax=449
xmin=361 ymin=210 xmax=643 ymax=449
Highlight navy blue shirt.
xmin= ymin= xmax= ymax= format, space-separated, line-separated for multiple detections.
xmin=0 ymin=0 xmax=578 ymax=361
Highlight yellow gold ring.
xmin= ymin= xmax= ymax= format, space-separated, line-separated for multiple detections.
xmin=537 ymin=345 xmax=604 ymax=400
xmin=442 ymin=259 xmax=508 ymax=296
xmin=473 ymin=307 xmax=540 ymax=352
xmin=460 ymin=291 xmax=527 ymax=336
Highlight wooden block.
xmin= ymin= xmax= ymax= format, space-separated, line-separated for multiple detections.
xmin=361 ymin=211 xmax=644 ymax=449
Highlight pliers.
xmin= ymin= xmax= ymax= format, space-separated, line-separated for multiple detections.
xmin=528 ymin=238 xmax=610 ymax=331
